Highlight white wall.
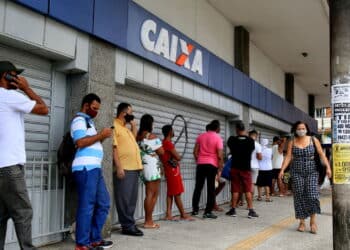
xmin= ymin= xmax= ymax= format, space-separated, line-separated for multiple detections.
xmin=294 ymin=81 xmax=308 ymax=113
xmin=249 ymin=41 xmax=285 ymax=97
xmin=133 ymin=0 xmax=234 ymax=66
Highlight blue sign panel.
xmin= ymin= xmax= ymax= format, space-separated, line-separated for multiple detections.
xmin=127 ymin=2 xmax=209 ymax=86
xmin=93 ymin=0 xmax=128 ymax=49
xmin=15 ymin=0 xmax=48 ymax=14
xmin=50 ymin=0 xmax=94 ymax=33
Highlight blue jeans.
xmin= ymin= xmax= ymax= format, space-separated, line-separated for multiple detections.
xmin=73 ymin=168 xmax=110 ymax=246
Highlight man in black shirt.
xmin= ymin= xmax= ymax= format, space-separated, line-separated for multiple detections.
xmin=226 ymin=123 xmax=259 ymax=218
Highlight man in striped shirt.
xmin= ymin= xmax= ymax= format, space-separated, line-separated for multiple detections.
xmin=70 ymin=93 xmax=113 ymax=250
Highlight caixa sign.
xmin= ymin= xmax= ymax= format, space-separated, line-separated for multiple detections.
xmin=140 ymin=19 xmax=203 ymax=76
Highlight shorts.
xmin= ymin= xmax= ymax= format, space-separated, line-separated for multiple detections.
xmin=256 ymin=170 xmax=273 ymax=187
xmin=272 ymin=169 xmax=281 ymax=179
xmin=251 ymin=168 xmax=259 ymax=184
xmin=230 ymin=168 xmax=252 ymax=193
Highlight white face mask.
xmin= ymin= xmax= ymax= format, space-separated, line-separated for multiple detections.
xmin=296 ymin=129 xmax=307 ymax=137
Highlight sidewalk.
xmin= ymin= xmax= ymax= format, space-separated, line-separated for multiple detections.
xmin=40 ymin=190 xmax=332 ymax=250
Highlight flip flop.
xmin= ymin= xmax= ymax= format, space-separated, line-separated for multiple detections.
xmin=162 ymin=217 xmax=179 ymax=222
xmin=143 ymin=223 xmax=160 ymax=229
xmin=179 ymin=217 xmax=195 ymax=222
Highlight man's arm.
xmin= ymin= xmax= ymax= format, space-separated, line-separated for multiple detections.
xmin=15 ymin=76 xmax=48 ymax=115
xmin=113 ymin=146 xmax=125 ymax=179
xmin=75 ymin=128 xmax=112 ymax=148
xmin=193 ymin=143 xmax=199 ymax=161
xmin=217 ymin=148 xmax=224 ymax=169
xmin=130 ymin=120 xmax=137 ymax=138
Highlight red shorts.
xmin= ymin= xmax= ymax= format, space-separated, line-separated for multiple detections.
xmin=230 ymin=168 xmax=252 ymax=193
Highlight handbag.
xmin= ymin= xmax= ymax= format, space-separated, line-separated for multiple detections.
xmin=312 ymin=137 xmax=323 ymax=173
xmin=221 ymin=158 xmax=232 ymax=180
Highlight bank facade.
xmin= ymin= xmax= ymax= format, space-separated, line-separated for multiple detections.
xmin=2 ymin=0 xmax=317 ymax=248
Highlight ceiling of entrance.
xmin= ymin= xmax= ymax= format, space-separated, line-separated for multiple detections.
xmin=208 ymin=0 xmax=330 ymax=99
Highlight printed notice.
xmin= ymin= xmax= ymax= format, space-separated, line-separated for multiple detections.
xmin=332 ymin=84 xmax=350 ymax=143
xmin=333 ymin=143 xmax=350 ymax=184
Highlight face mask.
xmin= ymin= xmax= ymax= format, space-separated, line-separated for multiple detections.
xmin=125 ymin=114 xmax=134 ymax=123
xmin=296 ymin=129 xmax=307 ymax=137
xmin=86 ymin=108 xmax=98 ymax=118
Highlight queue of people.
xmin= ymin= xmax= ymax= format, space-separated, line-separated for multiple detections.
xmin=0 ymin=60 xmax=332 ymax=250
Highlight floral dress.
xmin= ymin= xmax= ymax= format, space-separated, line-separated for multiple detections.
xmin=139 ymin=135 xmax=162 ymax=182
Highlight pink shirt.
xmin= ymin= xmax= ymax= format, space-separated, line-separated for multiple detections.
xmin=196 ymin=131 xmax=223 ymax=167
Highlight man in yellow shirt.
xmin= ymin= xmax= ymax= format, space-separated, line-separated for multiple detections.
xmin=113 ymin=103 xmax=143 ymax=236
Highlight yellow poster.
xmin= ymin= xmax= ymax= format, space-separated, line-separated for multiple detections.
xmin=333 ymin=143 xmax=350 ymax=184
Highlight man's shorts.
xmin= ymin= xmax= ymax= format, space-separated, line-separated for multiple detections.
xmin=251 ymin=168 xmax=259 ymax=184
xmin=230 ymin=168 xmax=252 ymax=193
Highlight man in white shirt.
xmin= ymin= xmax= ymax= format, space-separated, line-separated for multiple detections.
xmin=249 ymin=130 xmax=262 ymax=197
xmin=0 ymin=61 xmax=48 ymax=250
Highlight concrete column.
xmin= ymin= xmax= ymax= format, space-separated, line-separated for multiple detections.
xmin=330 ymin=1 xmax=350 ymax=249
xmin=285 ymin=73 xmax=294 ymax=104
xmin=67 ymin=37 xmax=116 ymax=238
xmin=308 ymin=94 xmax=315 ymax=117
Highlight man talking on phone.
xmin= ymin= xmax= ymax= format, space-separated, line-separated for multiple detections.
xmin=113 ymin=103 xmax=143 ymax=236
xmin=0 ymin=61 xmax=48 ymax=250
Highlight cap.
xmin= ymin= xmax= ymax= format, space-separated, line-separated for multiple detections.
xmin=0 ymin=61 xmax=24 ymax=75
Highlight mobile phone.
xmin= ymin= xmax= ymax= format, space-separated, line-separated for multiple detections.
xmin=5 ymin=74 xmax=16 ymax=82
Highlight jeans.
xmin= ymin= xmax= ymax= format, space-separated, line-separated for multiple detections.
xmin=0 ymin=165 xmax=37 ymax=250
xmin=192 ymin=164 xmax=218 ymax=214
xmin=73 ymin=168 xmax=110 ymax=246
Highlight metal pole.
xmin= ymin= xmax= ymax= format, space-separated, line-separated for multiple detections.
xmin=330 ymin=1 xmax=350 ymax=249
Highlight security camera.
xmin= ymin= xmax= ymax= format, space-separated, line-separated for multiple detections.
xmin=301 ymin=52 xmax=308 ymax=57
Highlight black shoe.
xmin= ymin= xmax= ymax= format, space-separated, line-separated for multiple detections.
xmin=91 ymin=240 xmax=113 ymax=249
xmin=248 ymin=209 xmax=259 ymax=219
xmin=225 ymin=208 xmax=237 ymax=217
xmin=191 ymin=211 xmax=199 ymax=216
xmin=203 ymin=212 xmax=217 ymax=219
xmin=122 ymin=226 xmax=144 ymax=236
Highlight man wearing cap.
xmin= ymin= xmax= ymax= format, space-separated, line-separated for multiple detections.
xmin=0 ymin=61 xmax=48 ymax=250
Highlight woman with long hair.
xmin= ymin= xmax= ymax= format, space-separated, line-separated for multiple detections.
xmin=279 ymin=121 xmax=331 ymax=234
xmin=137 ymin=114 xmax=164 ymax=229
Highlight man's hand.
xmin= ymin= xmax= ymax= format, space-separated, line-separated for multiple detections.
xmin=99 ymin=128 xmax=112 ymax=140
xmin=116 ymin=168 xmax=125 ymax=179
xmin=14 ymin=76 xmax=30 ymax=91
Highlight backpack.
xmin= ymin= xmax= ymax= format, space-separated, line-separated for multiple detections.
xmin=57 ymin=116 xmax=91 ymax=177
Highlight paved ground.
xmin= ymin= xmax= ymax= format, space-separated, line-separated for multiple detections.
xmin=39 ymin=189 xmax=332 ymax=250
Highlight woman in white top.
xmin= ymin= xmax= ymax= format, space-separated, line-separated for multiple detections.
xmin=137 ymin=114 xmax=164 ymax=229
xmin=271 ymin=136 xmax=286 ymax=196
xmin=256 ymin=138 xmax=273 ymax=202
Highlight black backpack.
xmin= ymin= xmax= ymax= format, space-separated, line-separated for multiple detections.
xmin=57 ymin=116 xmax=91 ymax=177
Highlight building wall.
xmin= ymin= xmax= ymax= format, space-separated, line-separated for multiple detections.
xmin=294 ymin=80 xmax=308 ymax=113
xmin=133 ymin=0 xmax=234 ymax=66
xmin=315 ymin=94 xmax=330 ymax=108
xmin=249 ymin=41 xmax=285 ymax=97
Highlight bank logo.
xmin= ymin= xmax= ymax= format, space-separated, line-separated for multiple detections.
xmin=141 ymin=19 xmax=203 ymax=76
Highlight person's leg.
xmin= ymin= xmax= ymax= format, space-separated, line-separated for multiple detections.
xmin=173 ymin=195 xmax=189 ymax=219
xmin=310 ymin=214 xmax=317 ymax=233
xmin=232 ymin=192 xmax=239 ymax=208
xmin=113 ymin=170 xmax=139 ymax=230
xmin=214 ymin=181 xmax=225 ymax=210
xmin=0 ymin=188 xmax=9 ymax=249
xmin=271 ymin=178 xmax=276 ymax=196
xmin=265 ymin=186 xmax=271 ymax=201
xmin=165 ymin=195 xmax=173 ymax=220
xmin=90 ymin=169 xmax=110 ymax=244
xmin=277 ymin=176 xmax=285 ymax=195
xmin=74 ymin=169 xmax=98 ymax=247
xmin=205 ymin=165 xmax=218 ymax=214
xmin=192 ymin=166 xmax=206 ymax=213
xmin=144 ymin=180 xmax=160 ymax=227
xmin=3 ymin=165 xmax=37 ymax=250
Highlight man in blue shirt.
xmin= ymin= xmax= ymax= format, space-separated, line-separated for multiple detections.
xmin=71 ymin=93 xmax=113 ymax=250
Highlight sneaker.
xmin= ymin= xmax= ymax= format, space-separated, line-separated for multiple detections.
xmin=191 ymin=211 xmax=199 ymax=216
xmin=203 ymin=212 xmax=218 ymax=219
xmin=91 ymin=240 xmax=113 ymax=249
xmin=225 ymin=208 xmax=237 ymax=217
xmin=248 ymin=209 xmax=259 ymax=219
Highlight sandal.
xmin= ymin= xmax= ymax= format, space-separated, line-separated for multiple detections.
xmin=310 ymin=224 xmax=317 ymax=234
xmin=143 ymin=223 xmax=160 ymax=229
xmin=297 ymin=222 xmax=305 ymax=232
xmin=265 ymin=198 xmax=273 ymax=202
xmin=257 ymin=197 xmax=262 ymax=201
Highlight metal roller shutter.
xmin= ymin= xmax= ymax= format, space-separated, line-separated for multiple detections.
xmin=114 ymin=85 xmax=228 ymax=221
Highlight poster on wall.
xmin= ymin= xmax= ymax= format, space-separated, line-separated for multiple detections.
xmin=333 ymin=143 xmax=350 ymax=184
xmin=332 ymin=84 xmax=350 ymax=143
